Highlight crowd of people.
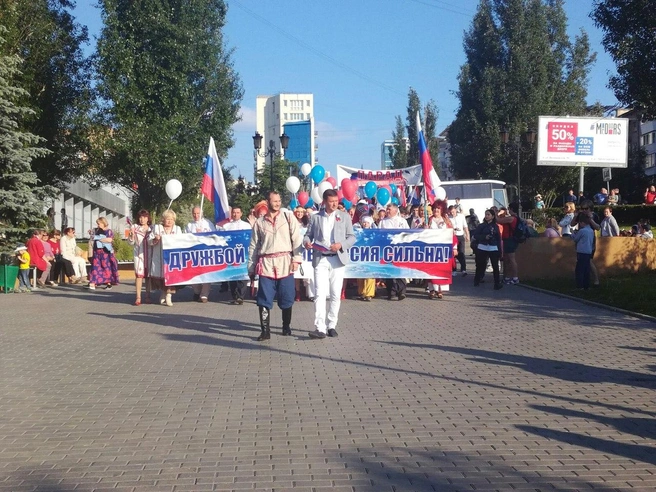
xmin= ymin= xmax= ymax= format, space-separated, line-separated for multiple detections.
xmin=10 ymin=183 xmax=655 ymax=337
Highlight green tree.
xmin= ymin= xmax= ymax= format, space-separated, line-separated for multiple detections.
xmin=254 ymin=157 xmax=296 ymax=205
xmin=0 ymin=0 xmax=92 ymax=188
xmin=93 ymin=0 xmax=243 ymax=214
xmin=0 ymin=29 xmax=55 ymax=248
xmin=449 ymin=0 xmax=595 ymax=201
xmin=592 ymin=0 xmax=656 ymax=120
xmin=389 ymin=115 xmax=407 ymax=169
xmin=390 ymin=89 xmax=440 ymax=173
xmin=229 ymin=175 xmax=259 ymax=215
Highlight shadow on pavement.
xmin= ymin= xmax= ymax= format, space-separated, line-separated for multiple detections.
xmin=516 ymin=424 xmax=656 ymax=467
xmin=378 ymin=342 xmax=656 ymax=390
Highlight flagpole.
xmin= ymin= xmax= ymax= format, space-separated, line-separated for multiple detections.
xmin=199 ymin=194 xmax=205 ymax=220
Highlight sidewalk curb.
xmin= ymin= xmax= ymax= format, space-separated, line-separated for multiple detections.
xmin=520 ymin=283 xmax=656 ymax=324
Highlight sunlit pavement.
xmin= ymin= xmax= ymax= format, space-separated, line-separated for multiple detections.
xmin=1 ymin=275 xmax=655 ymax=491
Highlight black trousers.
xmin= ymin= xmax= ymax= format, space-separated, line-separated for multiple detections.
xmin=229 ymin=280 xmax=246 ymax=300
xmin=51 ymin=257 xmax=74 ymax=281
xmin=455 ymin=235 xmax=466 ymax=271
xmin=474 ymin=249 xmax=500 ymax=285
xmin=385 ymin=278 xmax=406 ymax=297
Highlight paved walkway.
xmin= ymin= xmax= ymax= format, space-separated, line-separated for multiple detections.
xmin=1 ymin=275 xmax=655 ymax=492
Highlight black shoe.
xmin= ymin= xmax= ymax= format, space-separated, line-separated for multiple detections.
xmin=257 ymin=331 xmax=271 ymax=341
xmin=105 ymin=284 xmax=112 ymax=290
xmin=282 ymin=326 xmax=292 ymax=336
xmin=494 ymin=282 xmax=503 ymax=290
xmin=387 ymin=295 xmax=393 ymax=301
xmin=257 ymin=307 xmax=270 ymax=341
xmin=230 ymin=297 xmax=244 ymax=305
xmin=327 ymin=328 xmax=338 ymax=338
xmin=309 ymin=330 xmax=326 ymax=339
xmin=193 ymin=294 xmax=200 ymax=302
xmin=473 ymin=281 xmax=480 ymax=287
xmin=398 ymin=294 xmax=406 ymax=301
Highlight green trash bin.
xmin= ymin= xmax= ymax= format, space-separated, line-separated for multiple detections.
xmin=0 ymin=264 xmax=19 ymax=293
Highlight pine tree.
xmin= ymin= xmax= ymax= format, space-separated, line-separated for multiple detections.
xmin=0 ymin=28 xmax=55 ymax=248
xmin=0 ymin=0 xmax=92 ymax=188
xmin=94 ymin=0 xmax=243 ymax=213
xmin=449 ymin=0 xmax=595 ymax=201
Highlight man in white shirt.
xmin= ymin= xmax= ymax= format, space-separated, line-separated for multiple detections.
xmin=378 ymin=203 xmax=409 ymax=300
xmin=303 ymin=189 xmax=356 ymax=339
xmin=449 ymin=205 xmax=469 ymax=276
xmin=220 ymin=206 xmax=252 ymax=304
xmin=185 ymin=206 xmax=215 ymax=302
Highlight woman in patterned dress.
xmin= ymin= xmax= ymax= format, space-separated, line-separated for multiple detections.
xmin=88 ymin=217 xmax=119 ymax=290
xmin=426 ymin=200 xmax=456 ymax=299
xmin=127 ymin=209 xmax=152 ymax=305
xmin=149 ymin=210 xmax=182 ymax=306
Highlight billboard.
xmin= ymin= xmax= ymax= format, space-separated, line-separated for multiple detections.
xmin=537 ymin=116 xmax=628 ymax=168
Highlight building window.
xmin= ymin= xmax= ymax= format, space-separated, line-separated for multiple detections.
xmin=284 ymin=100 xmax=287 ymax=107
xmin=307 ymin=100 xmax=311 ymax=107
xmin=283 ymin=113 xmax=287 ymax=120
xmin=290 ymin=100 xmax=303 ymax=110
xmin=646 ymin=153 xmax=656 ymax=169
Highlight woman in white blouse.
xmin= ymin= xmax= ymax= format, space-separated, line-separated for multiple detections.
xmin=149 ymin=210 xmax=182 ymax=306
xmin=59 ymin=227 xmax=87 ymax=283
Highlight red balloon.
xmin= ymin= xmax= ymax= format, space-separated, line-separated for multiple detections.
xmin=341 ymin=178 xmax=356 ymax=201
xmin=297 ymin=191 xmax=309 ymax=207
xmin=326 ymin=176 xmax=337 ymax=188
xmin=337 ymin=189 xmax=344 ymax=201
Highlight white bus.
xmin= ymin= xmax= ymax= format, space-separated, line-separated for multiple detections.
xmin=439 ymin=180 xmax=509 ymax=221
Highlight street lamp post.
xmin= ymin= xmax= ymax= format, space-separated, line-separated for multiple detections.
xmin=253 ymin=132 xmax=290 ymax=192
xmin=500 ymin=128 xmax=536 ymax=216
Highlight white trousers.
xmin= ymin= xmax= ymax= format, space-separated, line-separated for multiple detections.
xmin=69 ymin=256 xmax=87 ymax=278
xmin=313 ymin=255 xmax=345 ymax=333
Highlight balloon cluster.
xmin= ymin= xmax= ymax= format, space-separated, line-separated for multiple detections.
xmin=287 ymin=163 xmax=354 ymax=210
xmin=362 ymin=180 xmax=402 ymax=207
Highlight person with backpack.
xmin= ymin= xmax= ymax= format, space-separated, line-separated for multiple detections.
xmin=496 ymin=204 xmax=522 ymax=285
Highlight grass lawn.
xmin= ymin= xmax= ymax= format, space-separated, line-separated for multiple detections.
xmin=523 ymin=272 xmax=656 ymax=318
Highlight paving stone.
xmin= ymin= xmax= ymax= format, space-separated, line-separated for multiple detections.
xmin=0 ymin=278 xmax=654 ymax=490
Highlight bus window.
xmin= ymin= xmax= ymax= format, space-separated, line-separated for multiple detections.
xmin=460 ymin=183 xmax=491 ymax=199
xmin=493 ymin=189 xmax=507 ymax=209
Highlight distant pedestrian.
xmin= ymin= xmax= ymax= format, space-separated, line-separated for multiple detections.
xmin=644 ymin=186 xmax=656 ymax=205
xmin=472 ymin=209 xmax=502 ymax=290
xmin=572 ymin=213 xmax=594 ymax=290
xmin=378 ymin=203 xmax=409 ymax=300
xmin=220 ymin=206 xmax=252 ymax=305
xmin=14 ymin=244 xmax=31 ymax=292
xmin=600 ymin=207 xmax=620 ymax=237
xmin=565 ymin=189 xmax=577 ymax=204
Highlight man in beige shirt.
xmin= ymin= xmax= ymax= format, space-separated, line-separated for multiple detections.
xmin=248 ymin=191 xmax=303 ymax=341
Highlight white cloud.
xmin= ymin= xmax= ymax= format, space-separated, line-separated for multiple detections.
xmin=232 ymin=106 xmax=257 ymax=131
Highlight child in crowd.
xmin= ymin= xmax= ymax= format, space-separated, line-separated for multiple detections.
xmin=571 ymin=213 xmax=594 ymax=290
xmin=15 ymin=244 xmax=31 ymax=292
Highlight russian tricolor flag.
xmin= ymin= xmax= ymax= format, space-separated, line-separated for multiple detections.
xmin=416 ymin=112 xmax=441 ymax=202
xmin=200 ymin=137 xmax=230 ymax=223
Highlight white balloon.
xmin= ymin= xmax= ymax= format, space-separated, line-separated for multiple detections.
xmin=435 ymin=186 xmax=447 ymax=201
xmin=310 ymin=186 xmax=322 ymax=204
xmin=300 ymin=163 xmax=312 ymax=176
xmin=318 ymin=181 xmax=332 ymax=200
xmin=165 ymin=179 xmax=183 ymax=201
xmin=286 ymin=176 xmax=301 ymax=194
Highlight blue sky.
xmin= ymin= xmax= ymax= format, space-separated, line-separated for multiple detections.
xmin=73 ymin=0 xmax=617 ymax=182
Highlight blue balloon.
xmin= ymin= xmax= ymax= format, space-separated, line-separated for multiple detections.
xmin=305 ymin=198 xmax=314 ymax=209
xmin=364 ymin=181 xmax=377 ymax=199
xmin=390 ymin=183 xmax=397 ymax=197
xmin=341 ymin=199 xmax=352 ymax=211
xmin=289 ymin=197 xmax=299 ymax=209
xmin=310 ymin=165 xmax=325 ymax=184
xmin=376 ymin=187 xmax=391 ymax=206
xmin=391 ymin=196 xmax=400 ymax=206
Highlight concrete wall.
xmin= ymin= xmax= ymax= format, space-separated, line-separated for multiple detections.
xmin=516 ymin=237 xmax=656 ymax=279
